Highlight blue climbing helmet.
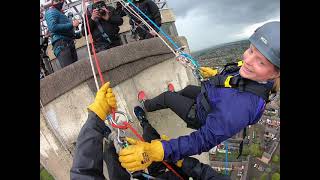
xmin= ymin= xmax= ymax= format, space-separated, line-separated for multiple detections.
xmin=249 ymin=21 xmax=280 ymax=69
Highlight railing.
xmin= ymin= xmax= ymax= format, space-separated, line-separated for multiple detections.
xmin=153 ymin=0 xmax=169 ymax=10
xmin=39 ymin=0 xmax=171 ymax=43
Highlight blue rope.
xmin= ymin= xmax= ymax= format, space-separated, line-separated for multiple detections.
xmin=180 ymin=53 xmax=200 ymax=68
xmin=125 ymin=0 xmax=203 ymax=80
xmin=225 ymin=141 xmax=228 ymax=176
xmin=127 ymin=0 xmax=180 ymax=49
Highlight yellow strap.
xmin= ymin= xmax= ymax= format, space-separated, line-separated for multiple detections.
xmin=237 ymin=60 xmax=243 ymax=67
xmin=224 ymin=76 xmax=233 ymax=88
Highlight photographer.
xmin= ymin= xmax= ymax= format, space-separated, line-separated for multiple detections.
xmin=82 ymin=0 xmax=124 ymax=54
xmin=45 ymin=0 xmax=80 ymax=68
xmin=129 ymin=0 xmax=162 ymax=40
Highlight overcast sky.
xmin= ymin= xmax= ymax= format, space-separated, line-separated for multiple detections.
xmin=166 ymin=0 xmax=280 ymax=51
xmin=40 ymin=0 xmax=280 ymax=52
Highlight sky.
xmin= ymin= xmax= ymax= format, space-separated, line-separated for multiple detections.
xmin=166 ymin=0 xmax=280 ymax=51
xmin=40 ymin=0 xmax=280 ymax=52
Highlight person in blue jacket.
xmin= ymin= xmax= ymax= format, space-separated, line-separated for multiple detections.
xmin=45 ymin=0 xmax=80 ymax=68
xmin=118 ymin=21 xmax=280 ymax=172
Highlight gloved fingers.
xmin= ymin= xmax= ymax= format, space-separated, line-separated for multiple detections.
xmin=200 ymin=72 xmax=209 ymax=78
xmin=210 ymin=69 xmax=218 ymax=75
xmin=108 ymin=99 xmax=117 ymax=108
xmin=106 ymin=92 xmax=115 ymax=98
xmin=127 ymin=165 xmax=146 ymax=172
xmin=160 ymin=134 xmax=170 ymax=141
xmin=119 ymin=145 xmax=137 ymax=156
xmin=176 ymin=159 xmax=184 ymax=168
xmin=120 ymin=159 xmax=141 ymax=168
xmin=107 ymin=88 xmax=112 ymax=93
xmin=98 ymin=82 xmax=110 ymax=95
xmin=126 ymin=137 xmax=139 ymax=145
xmin=119 ymin=153 xmax=138 ymax=163
xmin=200 ymin=67 xmax=210 ymax=72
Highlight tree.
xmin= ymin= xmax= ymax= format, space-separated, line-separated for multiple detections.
xmin=40 ymin=168 xmax=54 ymax=180
xmin=266 ymin=167 xmax=272 ymax=173
xmin=242 ymin=146 xmax=250 ymax=156
xmin=272 ymin=154 xmax=280 ymax=164
xmin=250 ymin=144 xmax=262 ymax=157
xmin=260 ymin=173 xmax=268 ymax=180
xmin=272 ymin=172 xmax=280 ymax=180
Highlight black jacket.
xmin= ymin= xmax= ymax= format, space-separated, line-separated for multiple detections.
xmin=70 ymin=112 xmax=230 ymax=180
xmin=129 ymin=0 xmax=162 ymax=31
xmin=82 ymin=6 xmax=123 ymax=51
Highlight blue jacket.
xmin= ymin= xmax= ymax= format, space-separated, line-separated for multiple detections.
xmin=45 ymin=7 xmax=74 ymax=56
xmin=161 ymin=73 xmax=271 ymax=162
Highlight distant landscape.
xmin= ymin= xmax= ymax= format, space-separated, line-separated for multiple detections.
xmin=192 ymin=40 xmax=250 ymax=67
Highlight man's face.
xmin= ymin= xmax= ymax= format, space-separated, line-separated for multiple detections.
xmin=239 ymin=44 xmax=279 ymax=82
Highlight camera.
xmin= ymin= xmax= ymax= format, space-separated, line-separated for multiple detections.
xmin=92 ymin=1 xmax=107 ymax=16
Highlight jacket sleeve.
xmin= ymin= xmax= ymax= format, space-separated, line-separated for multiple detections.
xmin=161 ymin=116 xmax=229 ymax=162
xmin=70 ymin=111 xmax=111 ymax=180
xmin=108 ymin=6 xmax=124 ymax=26
xmin=161 ymin=96 xmax=259 ymax=162
xmin=45 ymin=10 xmax=73 ymax=33
xmin=181 ymin=157 xmax=231 ymax=180
xmin=147 ymin=1 xmax=161 ymax=29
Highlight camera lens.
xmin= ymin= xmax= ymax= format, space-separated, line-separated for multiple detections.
xmin=99 ymin=9 xmax=107 ymax=16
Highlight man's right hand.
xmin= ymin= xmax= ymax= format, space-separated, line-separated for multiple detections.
xmin=91 ymin=9 xmax=101 ymax=21
xmin=72 ymin=19 xmax=80 ymax=27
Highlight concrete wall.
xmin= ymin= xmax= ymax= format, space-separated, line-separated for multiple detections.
xmin=40 ymin=37 xmax=202 ymax=179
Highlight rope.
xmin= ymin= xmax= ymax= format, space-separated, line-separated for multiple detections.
xmin=81 ymin=0 xmax=99 ymax=91
xmin=119 ymin=0 xmax=178 ymax=56
xmin=81 ymin=1 xmax=184 ymax=179
xmin=83 ymin=0 xmax=105 ymax=86
xmin=119 ymin=0 xmax=203 ymax=80
xmin=126 ymin=0 xmax=179 ymax=49
xmin=225 ymin=141 xmax=228 ymax=176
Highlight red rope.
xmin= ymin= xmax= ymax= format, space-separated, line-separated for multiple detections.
xmin=83 ymin=1 xmax=183 ymax=179
xmin=114 ymin=121 xmax=184 ymax=180
xmin=83 ymin=1 xmax=105 ymax=85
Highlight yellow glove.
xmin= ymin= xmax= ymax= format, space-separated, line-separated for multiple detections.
xmin=88 ymin=82 xmax=117 ymax=120
xmin=199 ymin=67 xmax=218 ymax=78
xmin=160 ymin=134 xmax=170 ymax=141
xmin=176 ymin=159 xmax=184 ymax=168
xmin=119 ymin=137 xmax=164 ymax=172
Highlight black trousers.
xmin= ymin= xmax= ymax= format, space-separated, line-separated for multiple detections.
xmin=135 ymin=24 xmax=156 ymax=40
xmin=144 ymin=85 xmax=202 ymax=129
xmin=54 ymin=39 xmax=78 ymax=68
xmin=103 ymin=122 xmax=175 ymax=179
